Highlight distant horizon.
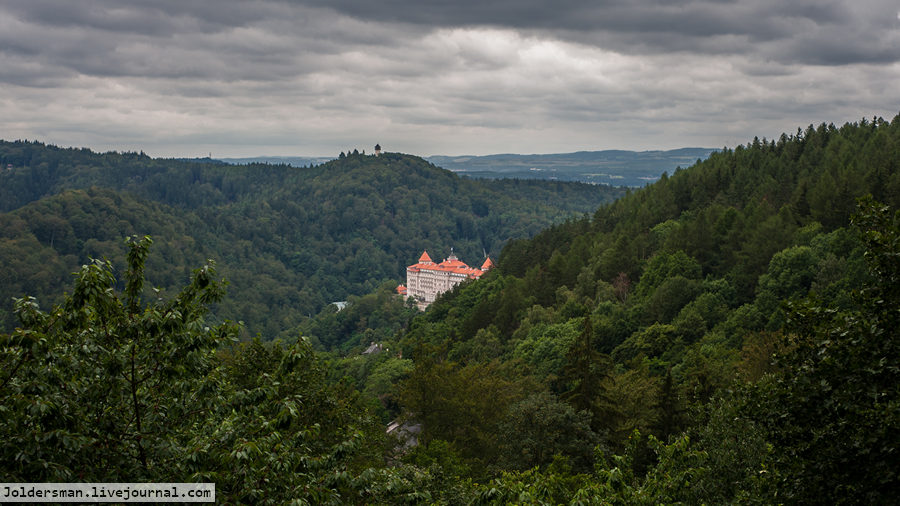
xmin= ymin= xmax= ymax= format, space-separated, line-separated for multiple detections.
xmin=3 ymin=137 xmax=722 ymax=161
xmin=217 ymin=145 xmax=718 ymax=160
xmin=3 ymin=1 xmax=896 ymax=163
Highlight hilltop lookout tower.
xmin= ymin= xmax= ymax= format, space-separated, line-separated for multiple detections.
xmin=374 ymin=143 xmax=382 ymax=156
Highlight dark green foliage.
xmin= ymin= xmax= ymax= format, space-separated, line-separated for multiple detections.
xmin=632 ymin=250 xmax=702 ymax=298
xmin=559 ymin=317 xmax=609 ymax=422
xmin=512 ymin=316 xmax=582 ymax=383
xmin=0 ymin=236 xmax=237 ymax=482
xmin=402 ymin=115 xmax=899 ymax=356
xmin=0 ymin=239 xmax=396 ymax=503
xmin=392 ymin=115 xmax=900 ymax=496
xmin=411 ymin=116 xmax=899 ymax=357
xmin=302 ymin=282 xmax=417 ymax=352
xmin=4 ymin=115 xmax=900 ymax=500
xmin=204 ymin=338 xmax=389 ymax=504
xmin=642 ymin=276 xmax=703 ymax=325
xmin=745 ymin=197 xmax=900 ymax=504
xmin=612 ymin=323 xmax=680 ymax=363
xmin=397 ymin=352 xmax=529 ymax=476
xmin=495 ymin=391 xmax=600 ymax=473
xmin=0 ymin=144 xmax=621 ymax=340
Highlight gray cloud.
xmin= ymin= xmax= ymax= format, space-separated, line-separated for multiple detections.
xmin=0 ymin=0 xmax=898 ymax=157
xmin=302 ymin=0 xmax=900 ymax=64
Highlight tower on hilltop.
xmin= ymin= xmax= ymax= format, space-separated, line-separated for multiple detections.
xmin=374 ymin=143 xmax=382 ymax=156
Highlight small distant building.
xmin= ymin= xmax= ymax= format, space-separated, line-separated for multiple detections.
xmin=363 ymin=342 xmax=384 ymax=355
xmin=399 ymin=250 xmax=493 ymax=309
xmin=374 ymin=144 xmax=382 ymax=156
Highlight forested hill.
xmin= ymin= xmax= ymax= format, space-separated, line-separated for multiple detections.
xmin=2 ymin=118 xmax=899 ymax=503
xmin=387 ymin=115 xmax=900 ymax=501
xmin=414 ymin=119 xmax=900 ymax=351
xmin=0 ymin=144 xmax=624 ymax=336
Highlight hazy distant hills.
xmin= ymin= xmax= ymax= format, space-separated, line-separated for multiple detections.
xmin=427 ymin=148 xmax=717 ymax=186
xmin=216 ymin=148 xmax=717 ymax=187
xmin=217 ymin=155 xmax=334 ymax=167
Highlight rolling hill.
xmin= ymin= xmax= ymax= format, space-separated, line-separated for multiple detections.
xmin=0 ymin=144 xmax=624 ymax=337
xmin=427 ymin=148 xmax=716 ymax=186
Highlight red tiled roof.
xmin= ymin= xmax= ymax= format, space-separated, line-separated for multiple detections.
xmin=481 ymin=257 xmax=494 ymax=270
xmin=441 ymin=259 xmax=467 ymax=269
xmin=396 ymin=284 xmax=408 ymax=295
xmin=406 ymin=252 xmax=487 ymax=278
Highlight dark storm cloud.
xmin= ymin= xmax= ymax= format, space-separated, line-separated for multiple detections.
xmin=0 ymin=0 xmax=412 ymax=84
xmin=3 ymin=0 xmax=266 ymax=35
xmin=1 ymin=0 xmax=895 ymax=86
xmin=300 ymin=0 xmax=900 ymax=65
xmin=3 ymin=0 xmax=896 ymax=76
xmin=0 ymin=0 xmax=897 ymax=157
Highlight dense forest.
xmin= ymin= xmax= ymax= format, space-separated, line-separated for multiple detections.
xmin=377 ymin=116 xmax=900 ymax=502
xmin=0 ymin=144 xmax=622 ymax=338
xmin=2 ymin=115 xmax=899 ymax=503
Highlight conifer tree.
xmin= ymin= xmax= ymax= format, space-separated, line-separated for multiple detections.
xmin=560 ymin=317 xmax=610 ymax=430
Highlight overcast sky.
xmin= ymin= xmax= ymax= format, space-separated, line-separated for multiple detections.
xmin=1 ymin=0 xmax=899 ymax=157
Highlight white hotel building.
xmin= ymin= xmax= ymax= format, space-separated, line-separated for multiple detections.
xmin=398 ymin=250 xmax=493 ymax=309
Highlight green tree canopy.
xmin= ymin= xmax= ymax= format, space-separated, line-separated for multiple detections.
xmin=745 ymin=197 xmax=900 ymax=503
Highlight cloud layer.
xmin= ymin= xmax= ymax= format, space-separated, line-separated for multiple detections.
xmin=1 ymin=0 xmax=898 ymax=156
